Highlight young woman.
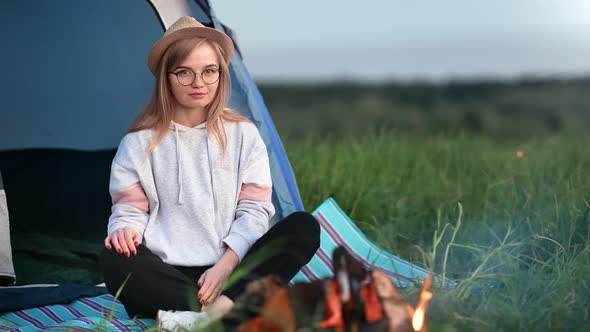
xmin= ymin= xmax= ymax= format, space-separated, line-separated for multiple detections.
xmin=99 ymin=16 xmax=320 ymax=330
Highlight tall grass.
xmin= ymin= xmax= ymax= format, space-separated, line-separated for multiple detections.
xmin=285 ymin=132 xmax=590 ymax=331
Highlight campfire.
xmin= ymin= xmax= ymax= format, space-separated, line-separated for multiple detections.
xmin=230 ymin=246 xmax=433 ymax=332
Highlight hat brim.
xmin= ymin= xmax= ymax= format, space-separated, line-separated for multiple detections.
xmin=148 ymin=26 xmax=234 ymax=75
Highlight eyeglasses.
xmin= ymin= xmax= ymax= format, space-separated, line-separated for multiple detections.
xmin=168 ymin=67 xmax=221 ymax=85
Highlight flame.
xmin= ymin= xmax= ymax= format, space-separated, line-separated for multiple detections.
xmin=412 ymin=307 xmax=425 ymax=331
xmin=411 ymin=275 xmax=433 ymax=331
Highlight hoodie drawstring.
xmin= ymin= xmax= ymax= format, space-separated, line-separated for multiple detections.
xmin=205 ymin=132 xmax=221 ymax=239
xmin=174 ymin=124 xmax=184 ymax=205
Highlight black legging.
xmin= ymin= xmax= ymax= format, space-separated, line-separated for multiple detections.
xmin=99 ymin=211 xmax=320 ymax=318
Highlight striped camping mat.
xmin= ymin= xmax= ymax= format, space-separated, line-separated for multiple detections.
xmin=291 ymin=197 xmax=451 ymax=287
xmin=0 ymin=294 xmax=153 ymax=331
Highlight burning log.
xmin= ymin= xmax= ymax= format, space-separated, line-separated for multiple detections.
xmin=228 ymin=246 xmax=433 ymax=332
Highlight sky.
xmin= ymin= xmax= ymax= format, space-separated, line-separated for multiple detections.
xmin=210 ymin=0 xmax=590 ymax=82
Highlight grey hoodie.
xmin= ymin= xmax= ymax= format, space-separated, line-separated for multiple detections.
xmin=106 ymin=120 xmax=275 ymax=266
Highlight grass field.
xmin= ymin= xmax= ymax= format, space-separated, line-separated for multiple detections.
xmin=284 ymin=132 xmax=590 ymax=331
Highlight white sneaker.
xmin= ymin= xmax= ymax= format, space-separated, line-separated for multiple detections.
xmin=156 ymin=310 xmax=211 ymax=332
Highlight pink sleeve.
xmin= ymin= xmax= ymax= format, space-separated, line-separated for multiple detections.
xmin=238 ymin=183 xmax=272 ymax=202
xmin=111 ymin=183 xmax=149 ymax=213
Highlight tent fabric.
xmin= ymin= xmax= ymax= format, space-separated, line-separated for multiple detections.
xmin=0 ymin=170 xmax=16 ymax=286
xmin=0 ymin=294 xmax=152 ymax=331
xmin=291 ymin=198 xmax=452 ymax=288
xmin=0 ymin=0 xmax=162 ymax=151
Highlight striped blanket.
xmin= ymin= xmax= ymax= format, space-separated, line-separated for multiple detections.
xmin=0 ymin=294 xmax=153 ymax=331
xmin=293 ymin=197 xmax=439 ymax=287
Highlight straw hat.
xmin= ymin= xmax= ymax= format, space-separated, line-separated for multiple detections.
xmin=147 ymin=16 xmax=234 ymax=75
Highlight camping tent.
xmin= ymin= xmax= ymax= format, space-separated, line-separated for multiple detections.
xmin=0 ymin=0 xmax=303 ymax=287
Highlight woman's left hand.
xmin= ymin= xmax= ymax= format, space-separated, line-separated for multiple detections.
xmin=197 ymin=264 xmax=230 ymax=305
xmin=197 ymin=248 xmax=239 ymax=306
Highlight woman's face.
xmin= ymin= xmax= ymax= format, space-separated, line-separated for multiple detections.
xmin=168 ymin=42 xmax=220 ymax=113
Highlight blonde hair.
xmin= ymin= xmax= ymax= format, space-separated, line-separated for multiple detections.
xmin=129 ymin=37 xmax=250 ymax=156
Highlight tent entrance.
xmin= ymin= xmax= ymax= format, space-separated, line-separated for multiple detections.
xmin=0 ymin=149 xmax=114 ymax=285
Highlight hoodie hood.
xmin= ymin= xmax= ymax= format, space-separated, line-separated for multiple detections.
xmin=169 ymin=121 xmax=207 ymax=132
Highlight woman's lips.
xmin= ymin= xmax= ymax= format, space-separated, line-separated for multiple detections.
xmin=189 ymin=92 xmax=207 ymax=98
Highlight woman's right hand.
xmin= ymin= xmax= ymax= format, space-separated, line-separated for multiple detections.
xmin=104 ymin=227 xmax=142 ymax=257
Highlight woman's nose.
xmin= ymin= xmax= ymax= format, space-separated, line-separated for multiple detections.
xmin=191 ymin=74 xmax=205 ymax=87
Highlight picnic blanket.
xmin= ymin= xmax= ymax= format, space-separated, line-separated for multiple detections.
xmin=0 ymin=294 xmax=153 ymax=331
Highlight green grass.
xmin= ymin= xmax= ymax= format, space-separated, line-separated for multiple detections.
xmin=285 ymin=132 xmax=590 ymax=331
